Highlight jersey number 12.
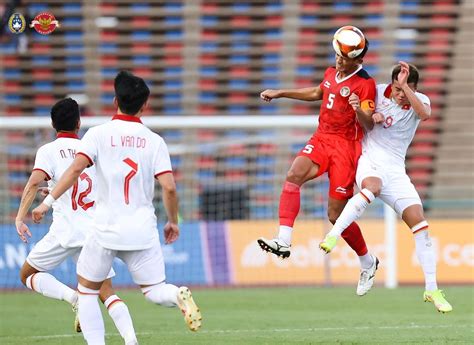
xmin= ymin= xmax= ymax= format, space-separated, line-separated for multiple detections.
xmin=71 ymin=172 xmax=94 ymax=211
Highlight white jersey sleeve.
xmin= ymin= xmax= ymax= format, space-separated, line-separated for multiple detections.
xmin=154 ymin=138 xmax=172 ymax=177
xmin=33 ymin=145 xmax=54 ymax=180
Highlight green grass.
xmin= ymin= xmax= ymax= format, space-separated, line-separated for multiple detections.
xmin=0 ymin=286 xmax=473 ymax=344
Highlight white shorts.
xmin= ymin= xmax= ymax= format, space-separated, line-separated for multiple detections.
xmin=356 ymin=155 xmax=422 ymax=215
xmin=77 ymin=234 xmax=165 ymax=285
xmin=27 ymin=232 xmax=115 ymax=278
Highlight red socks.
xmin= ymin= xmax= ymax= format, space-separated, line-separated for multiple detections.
xmin=279 ymin=181 xmax=301 ymax=227
xmin=341 ymin=222 xmax=368 ymax=256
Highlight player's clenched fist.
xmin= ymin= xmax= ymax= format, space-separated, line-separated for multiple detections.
xmin=32 ymin=203 xmax=48 ymax=223
xmin=348 ymin=93 xmax=360 ymax=110
xmin=372 ymin=112 xmax=384 ymax=124
xmin=260 ymin=89 xmax=280 ymax=102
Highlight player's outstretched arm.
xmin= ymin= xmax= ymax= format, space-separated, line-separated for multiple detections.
xmin=15 ymin=170 xmax=47 ymax=242
xmin=156 ymin=172 xmax=179 ymax=244
xmin=31 ymin=154 xmax=90 ymax=223
xmin=398 ymin=61 xmax=431 ymax=120
xmin=260 ymin=86 xmax=323 ymax=102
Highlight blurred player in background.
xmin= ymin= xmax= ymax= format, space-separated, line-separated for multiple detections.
xmin=14 ymin=98 xmax=137 ymax=341
xmin=33 ymin=71 xmax=202 ymax=345
xmin=320 ymin=62 xmax=453 ymax=312
xmin=258 ymin=26 xmax=380 ymax=295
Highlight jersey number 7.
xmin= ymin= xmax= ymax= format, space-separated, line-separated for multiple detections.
xmin=123 ymin=158 xmax=138 ymax=205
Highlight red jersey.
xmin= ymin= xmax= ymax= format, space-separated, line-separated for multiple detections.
xmin=317 ymin=66 xmax=376 ymax=141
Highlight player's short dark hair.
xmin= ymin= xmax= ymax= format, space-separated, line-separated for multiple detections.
xmin=50 ymin=98 xmax=80 ymax=132
xmin=391 ymin=63 xmax=419 ymax=87
xmin=114 ymin=71 xmax=150 ymax=115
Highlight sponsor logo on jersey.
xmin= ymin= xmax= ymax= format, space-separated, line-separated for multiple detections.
xmin=335 ymin=186 xmax=347 ymax=194
xmin=340 ymin=86 xmax=350 ymax=97
xmin=324 ymin=81 xmax=331 ymax=88
xmin=8 ymin=13 xmax=26 ymax=34
xmin=30 ymin=12 xmax=60 ymax=35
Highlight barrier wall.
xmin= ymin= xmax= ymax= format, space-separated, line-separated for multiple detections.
xmin=0 ymin=220 xmax=472 ymax=289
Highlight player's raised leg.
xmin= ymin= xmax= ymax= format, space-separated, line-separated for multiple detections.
xmin=320 ymin=176 xmax=381 ymax=253
xmin=20 ymin=262 xmax=78 ymax=307
xmin=257 ymin=156 xmax=319 ymax=258
xmin=402 ymin=205 xmax=452 ymax=313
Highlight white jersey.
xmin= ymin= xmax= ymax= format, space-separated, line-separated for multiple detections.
xmin=33 ymin=133 xmax=96 ymax=248
xmin=77 ymin=115 xmax=172 ymax=251
xmin=362 ymin=83 xmax=430 ymax=167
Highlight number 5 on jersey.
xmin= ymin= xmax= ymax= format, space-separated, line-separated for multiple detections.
xmin=123 ymin=158 xmax=138 ymax=205
xmin=326 ymin=93 xmax=335 ymax=109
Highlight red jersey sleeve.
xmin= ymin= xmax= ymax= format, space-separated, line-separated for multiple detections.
xmin=357 ymin=78 xmax=376 ymax=112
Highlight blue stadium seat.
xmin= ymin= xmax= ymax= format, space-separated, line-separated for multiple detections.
xmin=259 ymin=105 xmax=278 ymax=114
xmin=4 ymin=69 xmax=21 ymax=79
xmin=266 ymin=2 xmax=283 ymax=12
xmin=99 ymin=43 xmax=118 ymax=53
xmin=62 ymin=17 xmax=82 ymax=27
xmin=263 ymin=66 xmax=280 ymax=75
xmin=5 ymin=95 xmax=21 ymax=105
xmin=262 ymin=79 xmax=279 ymax=89
xmin=263 ymin=54 xmax=280 ymax=64
xmin=164 ymin=93 xmax=181 ymax=103
xmin=296 ymin=66 xmax=315 ymax=76
xmin=64 ymin=31 xmax=83 ymax=41
xmin=101 ymin=68 xmax=119 ymax=77
xmin=33 ymin=81 xmax=53 ymax=91
xmin=232 ymin=42 xmax=250 ymax=51
xmin=66 ymin=56 xmax=84 ymax=65
xmin=29 ymin=4 xmax=49 ymax=12
xmin=164 ymin=80 xmax=182 ymax=89
xmin=165 ymin=30 xmax=183 ymax=40
xmin=233 ymin=3 xmax=251 ymax=12
xmin=33 ymin=107 xmax=51 ymax=116
xmin=67 ymin=81 xmax=85 ymax=91
xmin=165 ymin=16 xmax=183 ymax=25
xmin=224 ymin=157 xmax=247 ymax=168
xmin=164 ymin=2 xmax=182 ymax=11
xmin=65 ymin=44 xmax=84 ymax=53
xmin=101 ymin=94 xmax=114 ymax=104
xmin=300 ymin=15 xmax=319 ymax=25
xmin=164 ymin=67 xmax=182 ymax=76
xmin=62 ymin=3 xmax=82 ymax=13
xmin=201 ymin=42 xmax=218 ymax=52
xmin=200 ymin=67 xmax=218 ymax=77
xmin=334 ymin=2 xmax=353 ymax=11
xmin=230 ymin=55 xmax=250 ymax=64
xmin=200 ymin=92 xmax=217 ymax=102
xmin=132 ymin=31 xmax=152 ymax=41
xmin=201 ymin=16 xmax=218 ymax=27
xmin=32 ymin=57 xmax=52 ymax=66
xmin=133 ymin=55 xmax=152 ymax=65
xmin=163 ymin=106 xmax=182 ymax=115
xmin=229 ymin=80 xmax=249 ymax=90
xmin=130 ymin=3 xmax=151 ymax=12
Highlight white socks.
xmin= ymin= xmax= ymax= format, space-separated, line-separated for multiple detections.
xmin=77 ymin=283 xmax=105 ymax=345
xmin=328 ymin=189 xmax=375 ymax=237
xmin=25 ymin=272 xmax=77 ymax=305
xmin=142 ymin=282 xmax=179 ymax=307
xmin=278 ymin=225 xmax=293 ymax=246
xmin=104 ymin=295 xmax=137 ymax=344
xmin=413 ymin=222 xmax=438 ymax=291
xmin=359 ymin=253 xmax=375 ymax=270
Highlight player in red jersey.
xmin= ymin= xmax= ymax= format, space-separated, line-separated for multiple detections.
xmin=258 ymin=26 xmax=379 ymax=295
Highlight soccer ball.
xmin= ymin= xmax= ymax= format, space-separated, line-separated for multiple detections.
xmin=332 ymin=26 xmax=366 ymax=59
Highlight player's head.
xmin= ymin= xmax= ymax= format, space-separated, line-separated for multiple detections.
xmin=391 ymin=63 xmax=419 ymax=105
xmin=114 ymin=71 xmax=150 ymax=116
xmin=333 ymin=26 xmax=369 ymax=74
xmin=50 ymin=98 xmax=80 ymax=132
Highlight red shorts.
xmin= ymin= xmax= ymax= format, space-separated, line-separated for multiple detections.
xmin=297 ymin=133 xmax=362 ymax=200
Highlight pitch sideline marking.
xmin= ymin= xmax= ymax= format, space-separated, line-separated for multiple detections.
xmin=1 ymin=324 xmax=472 ymax=340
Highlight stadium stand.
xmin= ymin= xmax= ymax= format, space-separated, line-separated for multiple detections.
xmin=0 ymin=0 xmax=471 ymax=223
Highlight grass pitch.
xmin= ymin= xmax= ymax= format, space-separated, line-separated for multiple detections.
xmin=0 ymin=286 xmax=472 ymax=344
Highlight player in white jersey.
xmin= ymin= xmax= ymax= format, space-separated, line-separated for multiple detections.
xmin=32 ymin=72 xmax=202 ymax=345
xmin=319 ymin=62 xmax=452 ymax=313
xmin=15 ymin=98 xmax=138 ymax=342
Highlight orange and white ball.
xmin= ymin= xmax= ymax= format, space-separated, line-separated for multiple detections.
xmin=332 ymin=26 xmax=366 ymax=59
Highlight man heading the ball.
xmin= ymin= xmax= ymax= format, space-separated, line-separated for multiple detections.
xmin=258 ymin=26 xmax=379 ymax=295
xmin=320 ymin=61 xmax=452 ymax=313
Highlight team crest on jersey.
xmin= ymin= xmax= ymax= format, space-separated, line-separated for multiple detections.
xmin=8 ymin=13 xmax=26 ymax=34
xmin=340 ymin=86 xmax=350 ymax=97
xmin=30 ymin=12 xmax=60 ymax=35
